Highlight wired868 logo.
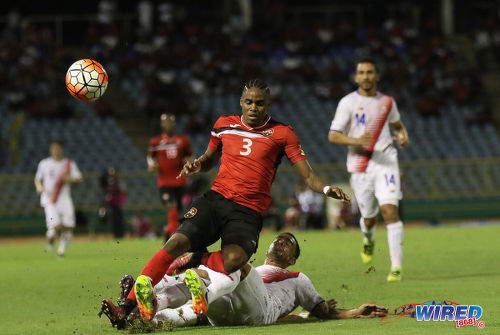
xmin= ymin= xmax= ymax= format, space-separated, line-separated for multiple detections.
xmin=378 ymin=300 xmax=485 ymax=329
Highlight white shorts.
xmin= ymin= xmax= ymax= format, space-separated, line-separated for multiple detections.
xmin=350 ymin=164 xmax=402 ymax=218
xmin=43 ymin=200 xmax=75 ymax=230
xmin=207 ymin=265 xmax=271 ymax=326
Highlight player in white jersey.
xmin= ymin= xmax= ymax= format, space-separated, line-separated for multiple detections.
xmin=328 ymin=57 xmax=410 ymax=282
xmin=98 ymin=232 xmax=387 ymax=329
xmin=34 ymin=141 xmax=82 ymax=257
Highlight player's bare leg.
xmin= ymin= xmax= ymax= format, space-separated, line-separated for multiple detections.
xmin=381 ymin=204 xmax=403 ymax=282
xmin=360 ymin=217 xmax=376 ymax=264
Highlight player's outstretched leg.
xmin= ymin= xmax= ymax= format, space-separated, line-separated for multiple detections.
xmin=134 ymin=275 xmax=158 ymax=321
xmin=387 ymin=266 xmax=402 ymax=282
xmin=99 ymin=299 xmax=127 ymax=329
xmin=361 ymin=240 xmax=375 ymax=264
xmin=119 ymin=274 xmax=135 ymax=303
xmin=184 ymin=269 xmax=208 ymax=316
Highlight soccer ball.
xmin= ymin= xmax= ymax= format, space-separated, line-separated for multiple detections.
xmin=65 ymin=59 xmax=108 ymax=101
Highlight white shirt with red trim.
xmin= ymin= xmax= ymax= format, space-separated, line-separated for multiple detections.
xmin=35 ymin=157 xmax=82 ymax=207
xmin=256 ymin=264 xmax=325 ymax=322
xmin=330 ymin=91 xmax=400 ymax=173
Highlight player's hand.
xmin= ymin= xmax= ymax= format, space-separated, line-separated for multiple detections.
xmin=357 ymin=132 xmax=374 ymax=146
xmin=355 ymin=303 xmax=389 ymax=318
xmin=325 ymin=298 xmax=338 ymax=312
xmin=147 ymin=162 xmax=158 ymax=173
xmin=393 ymin=132 xmax=409 ymax=148
xmin=177 ymin=159 xmax=201 ymax=179
xmin=325 ymin=186 xmax=350 ymax=203
xmin=61 ymin=172 xmax=71 ymax=183
xmin=36 ymin=186 xmax=44 ymax=195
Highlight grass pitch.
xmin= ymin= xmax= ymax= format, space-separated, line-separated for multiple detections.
xmin=1 ymin=224 xmax=499 ymax=335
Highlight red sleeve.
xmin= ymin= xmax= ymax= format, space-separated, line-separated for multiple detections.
xmin=148 ymin=138 xmax=157 ymax=158
xmin=284 ymin=127 xmax=307 ymax=164
xmin=208 ymin=117 xmax=223 ymax=152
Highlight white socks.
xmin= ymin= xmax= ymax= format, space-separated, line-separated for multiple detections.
xmin=386 ymin=221 xmax=404 ymax=269
xmin=199 ymin=265 xmax=241 ymax=304
xmin=57 ymin=231 xmax=72 ymax=256
xmin=359 ymin=217 xmax=375 ymax=242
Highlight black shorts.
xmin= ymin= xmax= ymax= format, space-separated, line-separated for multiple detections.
xmin=176 ymin=190 xmax=263 ymax=258
xmin=158 ymin=186 xmax=185 ymax=209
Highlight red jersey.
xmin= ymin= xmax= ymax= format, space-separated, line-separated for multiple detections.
xmin=148 ymin=133 xmax=192 ymax=187
xmin=208 ymin=115 xmax=306 ymax=215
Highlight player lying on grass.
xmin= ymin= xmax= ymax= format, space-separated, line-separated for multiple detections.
xmin=100 ymin=232 xmax=387 ymax=328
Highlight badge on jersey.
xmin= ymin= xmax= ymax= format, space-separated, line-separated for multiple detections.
xmin=184 ymin=207 xmax=198 ymax=219
xmin=261 ymin=129 xmax=274 ymax=136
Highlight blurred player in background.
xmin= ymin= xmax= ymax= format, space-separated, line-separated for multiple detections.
xmin=34 ymin=141 xmax=82 ymax=258
xmin=119 ymin=79 xmax=350 ymax=322
xmin=328 ymin=57 xmax=410 ymax=282
xmin=147 ymin=113 xmax=193 ymax=242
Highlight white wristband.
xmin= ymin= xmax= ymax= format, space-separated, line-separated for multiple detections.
xmin=323 ymin=186 xmax=330 ymax=195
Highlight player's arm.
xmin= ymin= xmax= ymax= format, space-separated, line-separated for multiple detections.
xmin=177 ymin=147 xmax=221 ymax=179
xmin=62 ymin=175 xmax=82 ymax=184
xmin=34 ymin=177 xmax=43 ymax=195
xmin=328 ymin=130 xmax=373 ymax=146
xmin=146 ymin=155 xmax=158 ymax=173
xmin=389 ymin=120 xmax=410 ymax=148
xmin=292 ymin=160 xmax=350 ymax=202
xmin=62 ymin=162 xmax=83 ymax=184
xmin=311 ymin=300 xmax=388 ymax=319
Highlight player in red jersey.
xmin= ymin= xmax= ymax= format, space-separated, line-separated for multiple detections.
xmin=116 ymin=79 xmax=350 ymax=322
xmin=147 ymin=113 xmax=193 ymax=242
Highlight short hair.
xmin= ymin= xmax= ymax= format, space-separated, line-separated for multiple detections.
xmin=356 ymin=56 xmax=379 ymax=73
xmin=50 ymin=140 xmax=64 ymax=147
xmin=242 ymin=78 xmax=270 ymax=98
xmin=282 ymin=232 xmax=300 ymax=259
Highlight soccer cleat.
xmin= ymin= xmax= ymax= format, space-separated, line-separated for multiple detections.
xmin=184 ymin=269 xmax=208 ymax=316
xmin=360 ymin=240 xmax=374 ymax=264
xmin=119 ymin=274 xmax=135 ymax=304
xmin=387 ymin=267 xmax=403 ymax=282
xmin=134 ymin=275 xmax=157 ymax=321
xmin=166 ymin=252 xmax=207 ymax=276
xmin=99 ymin=298 xmax=127 ymax=329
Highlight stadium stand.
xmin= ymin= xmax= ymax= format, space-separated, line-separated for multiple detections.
xmin=1 ymin=1 xmax=500 ymax=234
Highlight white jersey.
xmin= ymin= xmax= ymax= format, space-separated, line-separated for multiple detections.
xmin=256 ymin=264 xmax=324 ymax=321
xmin=155 ymin=264 xmax=325 ymax=327
xmin=35 ymin=157 xmax=82 ymax=207
xmin=330 ymin=91 xmax=400 ymax=173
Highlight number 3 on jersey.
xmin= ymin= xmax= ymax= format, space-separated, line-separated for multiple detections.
xmin=240 ymin=138 xmax=252 ymax=156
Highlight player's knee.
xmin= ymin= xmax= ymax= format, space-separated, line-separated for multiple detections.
xmin=380 ymin=205 xmax=399 ymax=223
xmin=163 ymin=233 xmax=190 ymax=257
xmin=222 ymin=247 xmax=249 ymax=273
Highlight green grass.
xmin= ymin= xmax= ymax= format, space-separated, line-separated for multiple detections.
xmin=1 ymin=225 xmax=499 ymax=334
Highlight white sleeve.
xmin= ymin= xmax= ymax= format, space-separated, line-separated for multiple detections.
xmin=296 ymin=273 xmax=325 ymax=312
xmin=35 ymin=161 xmax=44 ymax=181
xmin=70 ymin=161 xmax=82 ymax=180
xmin=388 ymin=98 xmax=401 ymax=123
xmin=330 ymin=97 xmax=351 ymax=133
